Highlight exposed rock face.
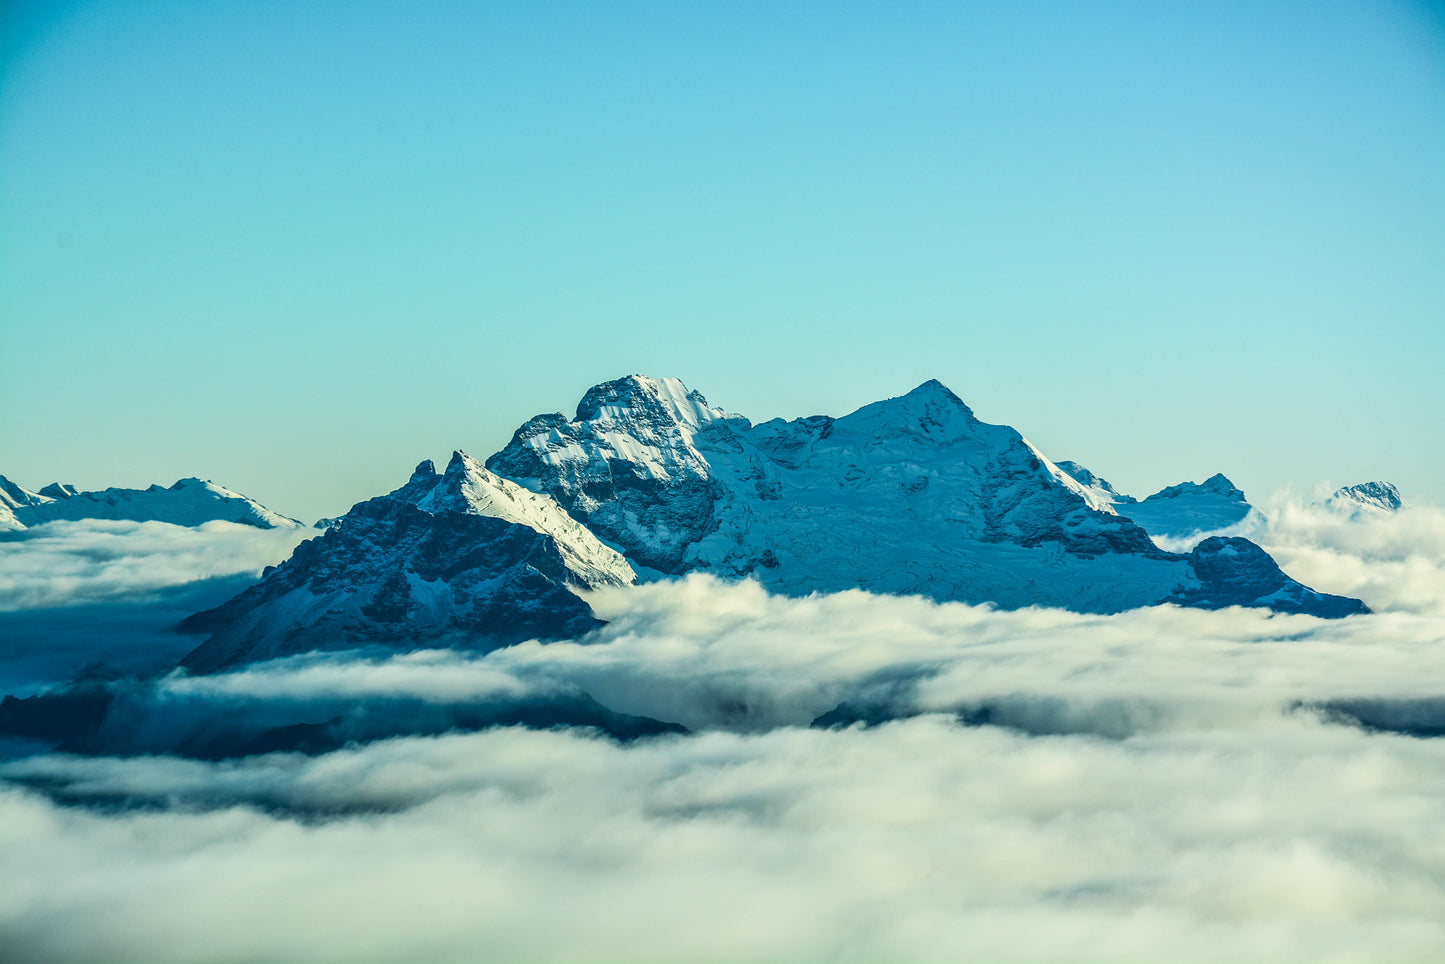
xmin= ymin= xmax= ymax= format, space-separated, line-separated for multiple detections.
xmin=178 ymin=453 xmax=635 ymax=674
xmin=1327 ymin=482 xmax=1406 ymax=517
xmin=486 ymin=376 xmax=743 ymax=574
xmin=488 ymin=376 xmax=1366 ymax=617
xmin=1170 ymin=537 xmax=1370 ymax=617
xmin=0 ymin=473 xmax=301 ymax=530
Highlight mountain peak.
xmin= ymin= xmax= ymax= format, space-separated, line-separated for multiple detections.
xmin=912 ymin=377 xmax=954 ymax=395
xmin=1145 ymin=474 xmax=1245 ymax=503
xmin=1328 ymin=481 xmax=1405 ymax=515
xmin=38 ymin=482 xmax=78 ymax=499
xmin=445 ymin=450 xmax=481 ymax=473
xmin=1199 ymin=473 xmax=1244 ymax=498
xmin=897 ymin=379 xmax=972 ymax=414
xmin=574 ymin=375 xmax=736 ymax=430
xmin=0 ymin=475 xmax=44 ymax=508
xmin=836 ymin=379 xmax=977 ymax=441
xmin=901 ymin=378 xmax=970 ymax=408
xmin=413 ymin=451 xmax=625 ymax=558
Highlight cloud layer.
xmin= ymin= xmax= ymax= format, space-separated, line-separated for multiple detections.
xmin=0 ymin=520 xmax=312 ymax=693
xmin=0 ymin=519 xmax=311 ymax=611
xmin=1249 ymin=494 xmax=1445 ymax=617
xmin=2 ymin=492 xmax=1444 ymax=961
xmin=4 ymin=715 xmax=1445 ymax=963
xmin=1151 ymin=491 xmax=1445 ymax=617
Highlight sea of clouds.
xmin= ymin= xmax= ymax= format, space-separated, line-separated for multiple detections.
xmin=1 ymin=496 xmax=1444 ymax=961
xmin=0 ymin=520 xmax=315 ymax=694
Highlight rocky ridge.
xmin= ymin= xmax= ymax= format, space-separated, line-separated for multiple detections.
xmin=178 ymin=452 xmax=635 ymax=673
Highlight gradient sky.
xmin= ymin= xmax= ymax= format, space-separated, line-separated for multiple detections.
xmin=2 ymin=0 xmax=1443 ymax=523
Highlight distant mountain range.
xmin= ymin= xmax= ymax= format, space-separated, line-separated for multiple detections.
xmin=0 ymin=376 xmax=1409 ymax=758
xmin=0 ymin=474 xmax=302 ymax=530
xmin=168 ymin=375 xmax=1371 ymax=672
xmin=6 ymin=376 xmax=1403 ymax=678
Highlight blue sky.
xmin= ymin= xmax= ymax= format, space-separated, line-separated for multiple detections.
xmin=2 ymin=0 xmax=1443 ymax=522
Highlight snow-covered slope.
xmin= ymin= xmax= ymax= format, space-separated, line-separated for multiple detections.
xmin=0 ymin=476 xmax=47 ymax=530
xmin=0 ymin=474 xmax=301 ymax=529
xmin=179 ymin=452 xmax=635 ymax=674
xmin=1053 ymin=461 xmax=1136 ymax=510
xmin=488 ymin=376 xmax=1363 ymax=617
xmin=1326 ymin=481 xmax=1406 ymax=517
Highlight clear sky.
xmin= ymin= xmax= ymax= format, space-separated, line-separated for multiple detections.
xmin=3 ymin=0 xmax=1443 ymax=523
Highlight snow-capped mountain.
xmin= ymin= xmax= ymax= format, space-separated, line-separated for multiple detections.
xmin=179 ymin=452 xmax=635 ymax=674
xmin=1326 ymin=481 xmax=1406 ymax=517
xmin=487 ymin=376 xmax=1363 ymax=617
xmin=0 ymin=474 xmax=301 ymax=530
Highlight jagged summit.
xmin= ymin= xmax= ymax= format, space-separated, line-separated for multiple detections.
xmin=407 ymin=451 xmax=533 ymax=519
xmin=0 ymin=474 xmax=45 ymax=530
xmin=179 ymin=451 xmax=635 ymax=674
xmin=1327 ymin=481 xmax=1406 ymax=516
xmin=0 ymin=475 xmax=35 ymax=505
xmin=487 ymin=377 xmax=733 ymax=573
xmin=37 ymin=482 xmax=79 ymax=499
xmin=574 ymin=374 xmax=741 ymax=429
xmin=395 ymin=451 xmax=635 ymax=584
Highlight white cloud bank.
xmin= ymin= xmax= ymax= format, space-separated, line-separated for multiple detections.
xmin=1249 ymin=494 xmax=1445 ymax=617
xmin=0 ymin=519 xmax=312 ymax=611
xmin=1 ymin=492 xmax=1444 ymax=961
xmin=1150 ymin=491 xmax=1445 ymax=617
xmin=3 ymin=716 xmax=1445 ymax=963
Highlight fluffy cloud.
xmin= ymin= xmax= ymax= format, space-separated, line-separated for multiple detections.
xmin=1149 ymin=491 xmax=1445 ymax=616
xmin=2 ymin=492 xmax=1445 ymax=961
xmin=1246 ymin=494 xmax=1445 ymax=616
xmin=0 ymin=520 xmax=312 ymax=693
xmin=0 ymin=519 xmax=311 ymax=611
xmin=3 ymin=716 xmax=1445 ymax=963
